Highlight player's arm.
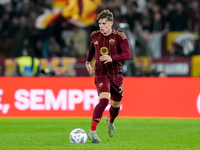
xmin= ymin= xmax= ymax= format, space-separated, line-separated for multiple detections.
xmin=85 ymin=61 xmax=94 ymax=76
xmin=85 ymin=39 xmax=95 ymax=76
xmin=112 ymin=33 xmax=131 ymax=61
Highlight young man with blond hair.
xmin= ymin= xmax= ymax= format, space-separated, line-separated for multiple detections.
xmin=85 ymin=9 xmax=131 ymax=143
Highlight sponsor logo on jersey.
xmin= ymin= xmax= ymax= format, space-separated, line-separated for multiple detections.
xmin=94 ymin=41 xmax=98 ymax=45
xmin=100 ymin=47 xmax=109 ymax=55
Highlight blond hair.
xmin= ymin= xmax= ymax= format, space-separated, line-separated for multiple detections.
xmin=96 ymin=10 xmax=113 ymax=22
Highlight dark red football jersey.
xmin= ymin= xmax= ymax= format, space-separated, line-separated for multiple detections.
xmin=87 ymin=29 xmax=131 ymax=81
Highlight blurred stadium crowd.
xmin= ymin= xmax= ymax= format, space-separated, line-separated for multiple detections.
xmin=0 ymin=0 xmax=200 ymax=77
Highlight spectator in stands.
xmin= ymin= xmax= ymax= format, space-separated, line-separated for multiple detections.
xmin=18 ymin=0 xmax=32 ymax=17
xmin=141 ymin=8 xmax=152 ymax=33
xmin=188 ymin=0 xmax=199 ymax=32
xmin=0 ymin=0 xmax=199 ymax=66
xmin=124 ymin=3 xmax=141 ymax=32
xmin=12 ymin=16 xmax=31 ymax=57
xmin=0 ymin=3 xmax=15 ymax=36
xmin=48 ymin=36 xmax=62 ymax=57
xmin=169 ymin=2 xmax=188 ymax=31
xmin=40 ymin=63 xmax=68 ymax=77
xmin=112 ymin=7 xmax=123 ymax=23
xmin=126 ymin=2 xmax=152 ymax=57
xmin=136 ymin=0 xmax=147 ymax=13
xmin=64 ymin=27 xmax=88 ymax=58
xmin=16 ymin=48 xmax=40 ymax=77
xmin=161 ymin=2 xmax=173 ymax=32
xmin=151 ymin=12 xmax=165 ymax=33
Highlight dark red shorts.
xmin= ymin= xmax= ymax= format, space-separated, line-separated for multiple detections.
xmin=95 ymin=75 xmax=123 ymax=102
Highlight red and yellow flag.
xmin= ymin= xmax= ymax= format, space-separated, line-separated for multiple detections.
xmin=35 ymin=0 xmax=101 ymax=29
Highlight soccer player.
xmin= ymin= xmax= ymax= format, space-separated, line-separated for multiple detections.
xmin=85 ymin=9 xmax=131 ymax=143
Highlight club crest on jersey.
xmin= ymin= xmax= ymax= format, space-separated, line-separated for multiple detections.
xmin=100 ymin=47 xmax=109 ymax=55
xmin=109 ymin=39 xmax=115 ymax=45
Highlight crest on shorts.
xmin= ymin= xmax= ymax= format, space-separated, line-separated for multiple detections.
xmin=100 ymin=47 xmax=109 ymax=55
xmin=99 ymin=83 xmax=103 ymax=87
xmin=109 ymin=39 xmax=115 ymax=45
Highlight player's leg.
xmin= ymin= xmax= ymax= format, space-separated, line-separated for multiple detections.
xmin=89 ymin=92 xmax=110 ymax=143
xmin=106 ymin=99 xmax=121 ymax=137
xmin=109 ymin=99 xmax=121 ymax=123
xmin=91 ymin=92 xmax=110 ymax=130
xmin=88 ymin=76 xmax=110 ymax=143
xmin=106 ymin=86 xmax=122 ymax=137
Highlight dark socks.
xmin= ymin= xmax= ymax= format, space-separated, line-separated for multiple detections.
xmin=109 ymin=105 xmax=120 ymax=123
xmin=91 ymin=98 xmax=109 ymax=130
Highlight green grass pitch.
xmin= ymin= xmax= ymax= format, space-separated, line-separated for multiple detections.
xmin=0 ymin=118 xmax=200 ymax=150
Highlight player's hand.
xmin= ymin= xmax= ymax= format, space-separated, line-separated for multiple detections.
xmin=100 ymin=55 xmax=112 ymax=64
xmin=85 ymin=61 xmax=95 ymax=76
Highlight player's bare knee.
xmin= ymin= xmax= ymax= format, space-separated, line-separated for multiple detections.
xmin=111 ymin=100 xmax=121 ymax=108
xmin=99 ymin=92 xmax=110 ymax=99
